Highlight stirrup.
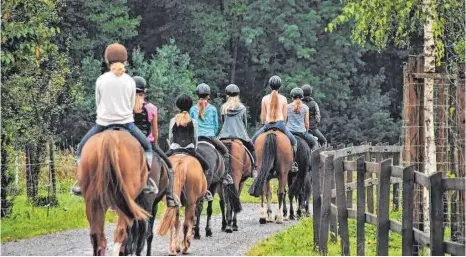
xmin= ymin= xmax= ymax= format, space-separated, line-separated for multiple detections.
xmin=143 ymin=178 xmax=159 ymax=195
xmin=291 ymin=162 xmax=299 ymax=172
xmin=222 ymin=174 xmax=234 ymax=185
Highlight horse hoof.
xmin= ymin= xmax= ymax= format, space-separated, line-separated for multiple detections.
xmin=194 ymin=233 xmax=201 ymax=240
xmin=221 ymin=225 xmax=227 ymax=232
xmin=266 ymin=216 xmax=274 ymax=223
xmin=225 ymin=226 xmax=233 ymax=233
xmin=206 ymin=229 xmax=213 ymax=237
xmin=290 ymin=215 xmax=295 ymax=220
xmin=232 ymin=225 xmax=238 ymax=231
xmin=259 ymin=218 xmax=267 ymax=224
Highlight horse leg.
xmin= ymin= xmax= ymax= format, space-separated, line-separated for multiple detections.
xmin=283 ymin=187 xmax=289 ymax=221
xmin=259 ymin=188 xmax=267 ymax=224
xmin=275 ymin=179 xmax=286 ymax=224
xmin=86 ymin=200 xmax=107 ymax=256
xmin=182 ymin=204 xmax=196 ymax=254
xmin=296 ymin=193 xmax=303 ymax=219
xmin=223 ymin=186 xmax=234 ymax=233
xmin=146 ymin=203 xmax=157 ymax=256
xmin=219 ymin=194 xmax=227 ymax=231
xmin=205 ymin=198 xmax=214 ymax=237
xmin=168 ymin=215 xmax=176 ymax=256
xmin=113 ymin=215 xmax=130 ymax=256
xmin=266 ymin=181 xmax=274 ymax=223
xmin=175 ymin=211 xmax=182 ymax=253
xmin=289 ymin=190 xmax=295 ymax=220
xmin=193 ymin=200 xmax=203 ymax=239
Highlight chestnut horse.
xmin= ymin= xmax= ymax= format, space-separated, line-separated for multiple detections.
xmin=221 ymin=139 xmax=253 ymax=232
xmin=77 ymin=130 xmax=150 ymax=256
xmin=248 ymin=130 xmax=293 ymax=224
xmin=157 ymin=154 xmax=207 ymax=255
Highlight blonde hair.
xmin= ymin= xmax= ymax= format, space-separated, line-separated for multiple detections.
xmin=197 ymin=99 xmax=208 ymax=120
xmin=175 ymin=111 xmax=192 ymax=127
xmin=110 ymin=62 xmax=126 ymax=76
xmin=221 ymin=96 xmax=242 ymax=115
xmin=269 ymin=90 xmax=279 ymax=122
xmin=134 ymin=93 xmax=144 ymax=113
xmin=292 ymin=98 xmax=302 ymax=113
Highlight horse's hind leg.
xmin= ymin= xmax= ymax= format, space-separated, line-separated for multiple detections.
xmin=86 ymin=200 xmax=107 ymax=256
xmin=182 ymin=204 xmax=196 ymax=254
xmin=175 ymin=211 xmax=182 ymax=253
xmin=265 ymin=181 xmax=273 ymax=223
xmin=146 ymin=203 xmax=157 ymax=256
xmin=205 ymin=198 xmax=214 ymax=237
xmin=193 ymin=199 xmax=203 ymax=239
xmin=220 ymin=194 xmax=227 ymax=231
xmin=275 ymin=179 xmax=286 ymax=224
xmin=259 ymin=189 xmax=267 ymax=224
xmin=113 ymin=214 xmax=130 ymax=256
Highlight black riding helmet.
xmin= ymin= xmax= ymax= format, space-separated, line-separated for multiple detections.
xmin=269 ymin=75 xmax=282 ymax=90
xmin=225 ymin=84 xmax=240 ymax=96
xmin=196 ymin=83 xmax=211 ymax=98
xmin=176 ymin=94 xmax=193 ymax=112
xmin=133 ymin=76 xmax=147 ymax=93
xmin=301 ymin=84 xmax=312 ymax=97
xmin=290 ymin=88 xmax=304 ymax=99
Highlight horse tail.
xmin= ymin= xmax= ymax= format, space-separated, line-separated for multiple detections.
xmin=157 ymin=158 xmax=186 ymax=236
xmin=290 ymin=137 xmax=309 ymax=197
xmin=248 ymin=133 xmax=277 ymax=197
xmin=94 ymin=132 xmax=150 ymax=224
xmin=223 ymin=141 xmax=242 ymax=213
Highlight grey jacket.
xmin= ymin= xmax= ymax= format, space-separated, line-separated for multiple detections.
xmin=303 ymin=97 xmax=321 ymax=128
xmin=218 ymin=104 xmax=251 ymax=142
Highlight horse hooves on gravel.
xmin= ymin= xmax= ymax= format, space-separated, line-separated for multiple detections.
xmin=194 ymin=233 xmax=201 ymax=240
xmin=232 ymin=225 xmax=239 ymax=231
xmin=205 ymin=228 xmax=213 ymax=237
xmin=225 ymin=226 xmax=233 ymax=233
xmin=259 ymin=217 xmax=267 ymax=224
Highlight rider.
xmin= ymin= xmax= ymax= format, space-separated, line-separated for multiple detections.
xmin=218 ymin=84 xmax=257 ymax=173
xmin=301 ymin=84 xmax=327 ymax=147
xmin=286 ymin=88 xmax=318 ymax=150
xmin=189 ymin=83 xmax=232 ymax=181
xmin=251 ymin=75 xmax=298 ymax=145
xmin=167 ymin=94 xmax=213 ymax=202
xmin=133 ymin=76 xmax=180 ymax=207
xmin=72 ymin=43 xmax=155 ymax=195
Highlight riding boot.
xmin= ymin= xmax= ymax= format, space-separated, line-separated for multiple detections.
xmin=291 ymin=145 xmax=299 ymax=172
xmin=142 ymin=152 xmax=158 ymax=194
xmin=251 ymin=149 xmax=258 ymax=178
xmin=222 ymin=154 xmax=233 ymax=185
xmin=165 ymin=168 xmax=181 ymax=207
xmin=203 ymin=168 xmax=214 ymax=202
xmin=71 ymin=158 xmax=82 ymax=196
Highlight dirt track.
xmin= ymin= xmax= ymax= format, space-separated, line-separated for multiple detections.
xmin=1 ymin=203 xmax=298 ymax=256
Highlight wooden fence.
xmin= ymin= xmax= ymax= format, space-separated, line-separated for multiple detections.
xmin=312 ymin=143 xmax=466 ymax=256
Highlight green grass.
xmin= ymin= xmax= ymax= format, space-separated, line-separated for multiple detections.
xmin=247 ymin=215 xmax=404 ymax=256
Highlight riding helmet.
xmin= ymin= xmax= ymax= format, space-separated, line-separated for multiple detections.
xmin=269 ymin=75 xmax=282 ymax=90
xmin=290 ymin=88 xmax=304 ymax=99
xmin=133 ymin=76 xmax=147 ymax=93
xmin=225 ymin=84 xmax=240 ymax=96
xmin=301 ymin=84 xmax=312 ymax=97
xmin=196 ymin=83 xmax=211 ymax=97
xmin=104 ymin=43 xmax=128 ymax=64
xmin=176 ymin=94 xmax=193 ymax=112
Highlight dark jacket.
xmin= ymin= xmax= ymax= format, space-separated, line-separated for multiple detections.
xmin=303 ymin=97 xmax=321 ymax=128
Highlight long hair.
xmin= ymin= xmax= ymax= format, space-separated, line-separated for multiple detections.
xmin=269 ymin=90 xmax=280 ymax=122
xmin=292 ymin=98 xmax=303 ymax=113
xmin=175 ymin=111 xmax=192 ymax=127
xmin=221 ymin=96 xmax=241 ymax=115
xmin=110 ymin=62 xmax=126 ymax=76
xmin=197 ymin=98 xmax=208 ymax=120
xmin=134 ymin=93 xmax=144 ymax=113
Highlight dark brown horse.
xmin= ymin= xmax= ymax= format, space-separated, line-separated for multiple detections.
xmin=77 ymin=130 xmax=150 ymax=256
xmin=157 ymin=154 xmax=207 ymax=255
xmin=248 ymin=130 xmax=293 ymax=224
xmin=123 ymin=151 xmax=170 ymax=256
xmin=221 ymin=139 xmax=253 ymax=232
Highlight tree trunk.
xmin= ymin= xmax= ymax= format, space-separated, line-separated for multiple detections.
xmin=422 ymin=0 xmax=437 ymax=235
xmin=1 ymin=134 xmax=12 ymax=217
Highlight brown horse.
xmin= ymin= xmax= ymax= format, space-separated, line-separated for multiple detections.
xmin=248 ymin=130 xmax=293 ymax=224
xmin=157 ymin=154 xmax=207 ymax=255
xmin=221 ymin=139 xmax=253 ymax=232
xmin=77 ymin=130 xmax=150 ymax=256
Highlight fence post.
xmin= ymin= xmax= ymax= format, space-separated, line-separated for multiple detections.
xmin=393 ymin=148 xmax=401 ymax=211
xmin=356 ymin=155 xmax=366 ymax=256
xmin=334 ymin=156 xmax=350 ymax=255
xmin=312 ymin=148 xmax=324 ymax=250
xmin=429 ymin=172 xmax=444 ymax=256
xmin=365 ymin=143 xmax=375 ymax=214
xmin=402 ymin=166 xmax=414 ymax=256
xmin=329 ymin=144 xmax=345 ymax=243
xmin=346 ymin=143 xmax=354 ymax=208
xmin=319 ymin=153 xmax=335 ymax=255
xmin=377 ymin=159 xmax=392 ymax=255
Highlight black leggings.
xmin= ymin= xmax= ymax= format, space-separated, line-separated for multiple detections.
xmin=151 ymin=143 xmax=172 ymax=169
xmin=309 ymin=128 xmax=327 ymax=146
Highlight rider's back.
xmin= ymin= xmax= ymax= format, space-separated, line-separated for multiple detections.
xmin=262 ymin=93 xmax=287 ymax=123
xmin=96 ymin=71 xmax=136 ymax=126
xmin=286 ymin=103 xmax=309 ymax=133
xmin=189 ymin=104 xmax=218 ymax=137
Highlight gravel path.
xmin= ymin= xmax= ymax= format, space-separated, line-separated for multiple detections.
xmin=1 ymin=203 xmax=298 ymax=256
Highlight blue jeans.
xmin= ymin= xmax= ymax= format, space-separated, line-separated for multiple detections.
xmin=303 ymin=132 xmax=318 ymax=150
xmin=251 ymin=121 xmax=297 ymax=147
xmin=76 ymin=123 xmax=152 ymax=159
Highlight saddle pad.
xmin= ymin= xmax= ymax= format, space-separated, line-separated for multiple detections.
xmin=198 ymin=140 xmax=216 ymax=150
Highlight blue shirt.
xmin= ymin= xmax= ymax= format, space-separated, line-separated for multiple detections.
xmin=189 ymin=103 xmax=219 ymax=137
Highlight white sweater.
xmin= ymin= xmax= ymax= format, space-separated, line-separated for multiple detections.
xmin=95 ymin=72 xmax=136 ymax=126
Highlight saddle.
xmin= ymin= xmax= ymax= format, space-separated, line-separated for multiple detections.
xmin=198 ymin=136 xmax=217 ymax=150
xmin=222 ymin=138 xmax=254 ymax=166
xmin=167 ymin=148 xmax=197 ymax=158
xmin=102 ymin=124 xmax=130 ymax=132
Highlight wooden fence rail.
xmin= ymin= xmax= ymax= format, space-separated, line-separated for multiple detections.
xmin=312 ymin=143 xmax=466 ymax=256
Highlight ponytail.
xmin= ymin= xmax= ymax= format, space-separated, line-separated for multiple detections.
xmin=134 ymin=94 xmax=144 ymax=113
xmin=197 ymin=99 xmax=208 ymax=120
xmin=292 ymin=99 xmax=302 ymax=113
xmin=269 ymin=90 xmax=279 ymax=122
xmin=175 ymin=111 xmax=192 ymax=127
xmin=110 ymin=62 xmax=125 ymax=76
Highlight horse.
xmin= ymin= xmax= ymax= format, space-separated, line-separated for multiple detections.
xmin=221 ymin=139 xmax=253 ymax=232
xmin=286 ymin=134 xmax=312 ymax=220
xmin=193 ymin=138 xmax=241 ymax=238
xmin=157 ymin=154 xmax=207 ymax=255
xmin=77 ymin=129 xmax=150 ymax=256
xmin=248 ymin=129 xmax=293 ymax=224
xmin=123 ymin=151 xmax=170 ymax=256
